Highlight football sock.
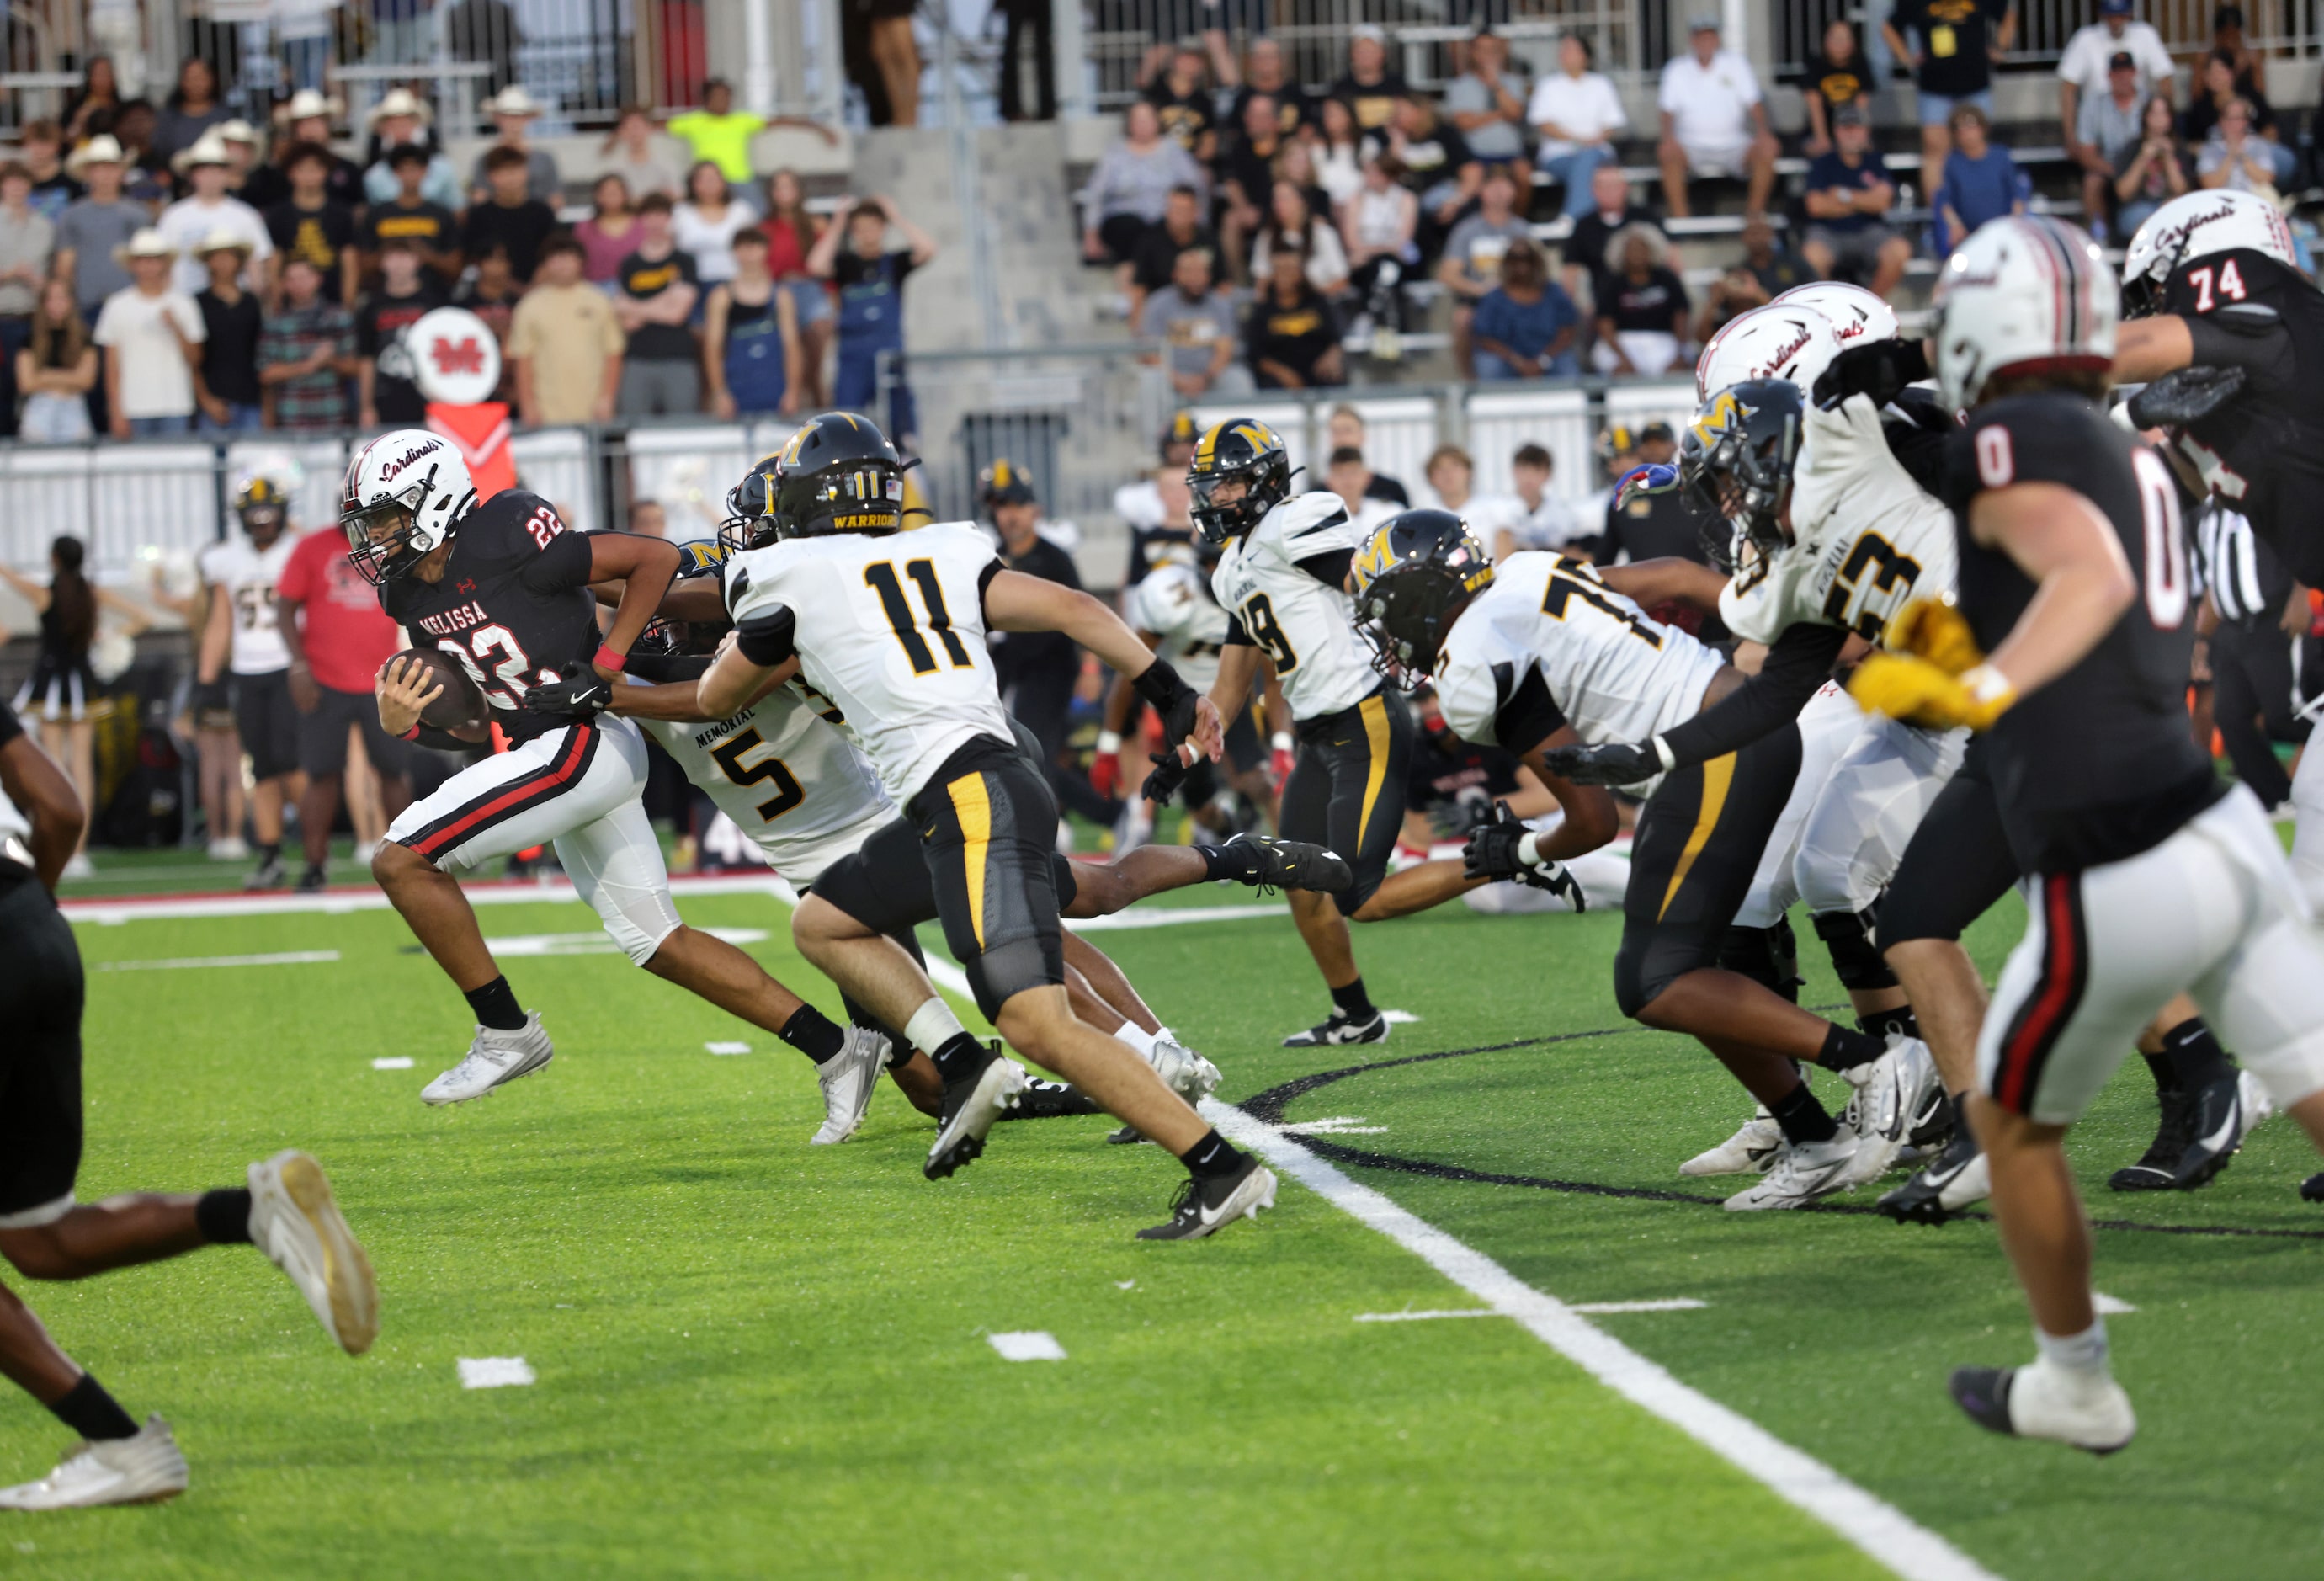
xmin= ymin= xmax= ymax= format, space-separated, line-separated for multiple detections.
xmin=2139 ymin=1049 xmax=2179 ymax=1096
xmin=930 ymin=1032 xmax=987 ymax=1085
xmin=1858 ymin=1007 xmax=1919 ymax=1043
xmin=464 ymin=976 xmax=526 ymax=1031
xmin=1114 ymin=1020 xmax=1161 ymax=1060
xmin=258 ymin=841 xmax=279 ymax=863
xmin=903 ymin=998 xmax=966 ymax=1057
xmin=1330 ymin=978 xmax=1376 ymax=1021
xmin=1769 ymin=1080 xmax=1840 ymax=1146
xmin=194 ymin=1188 xmax=253 ymax=1245
xmin=2036 ymin=1318 xmax=2110 ymax=1376
xmin=1178 ymin=1128 xmax=1247 ymax=1179
xmin=2162 ymin=1017 xmax=2233 ymax=1092
xmin=1816 ymin=1023 xmax=1886 ymax=1072
xmin=1199 ymin=842 xmax=1263 ymax=884
xmin=49 ymin=1374 xmax=140 ymax=1442
xmin=778 ymin=1003 xmax=845 ymax=1065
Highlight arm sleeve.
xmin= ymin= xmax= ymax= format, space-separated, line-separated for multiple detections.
xmin=734 ymin=604 xmax=797 ymax=666
xmin=2183 ymin=303 xmax=2297 ymax=385
xmin=1657 ymin=623 xmax=1846 ymax=766
xmin=1491 ymin=662 xmax=1568 ymax=755
xmin=974 ymin=556 xmax=1004 ymax=623
xmin=1222 ymin=611 xmax=1256 ymax=647
xmin=1295 ymin=546 xmax=1355 ymax=588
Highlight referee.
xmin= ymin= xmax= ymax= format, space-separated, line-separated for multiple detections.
xmin=0 ymin=699 xmax=378 ymax=1510
xmin=2196 ymin=499 xmax=2311 ymax=810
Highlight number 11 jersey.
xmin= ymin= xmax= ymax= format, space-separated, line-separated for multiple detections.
xmin=723 ymin=521 xmax=1015 ymax=803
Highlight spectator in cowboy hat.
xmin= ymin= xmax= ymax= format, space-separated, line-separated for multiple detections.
xmin=190 ymin=228 xmax=264 ymax=432
xmin=158 ymin=131 xmax=270 ymax=296
xmin=242 ymin=88 xmax=361 ymax=210
xmin=54 ymin=136 xmax=142 ymax=325
xmin=93 ymin=228 xmax=205 ymax=437
xmin=215 ymin=119 xmax=261 ymax=194
xmin=362 ymin=88 xmax=461 ymax=211
xmin=471 ymin=85 xmax=561 ymax=205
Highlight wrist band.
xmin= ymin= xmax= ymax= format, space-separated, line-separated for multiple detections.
xmin=1095 ymin=730 xmax=1122 ymax=754
xmin=399 ymin=723 xmax=421 ymax=742
xmin=1130 ymin=657 xmax=1195 ymax=713
xmin=593 ymin=644 xmax=628 ymax=674
xmin=1517 ymin=831 xmax=1541 ymax=868
xmin=1270 ymin=732 xmax=1295 ymax=753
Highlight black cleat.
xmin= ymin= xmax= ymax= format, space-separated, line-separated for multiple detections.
xmin=1905 ymin=1079 xmax=1954 ymax=1150
xmin=2301 ymin=1173 xmax=2324 ymax=1203
xmin=1949 ymin=1366 xmax=2018 ymax=1438
xmin=923 ymin=1053 xmax=1025 ymax=1179
xmin=1877 ymin=1125 xmax=1986 ymax=1225
xmin=1281 ymin=1009 xmax=1389 ymax=1049
xmin=295 ymin=861 xmax=328 ymax=894
xmin=2172 ymin=1073 xmax=2258 ymax=1189
xmin=1223 ymin=832 xmax=1353 ymax=896
xmin=243 ymin=850 xmax=286 ymax=892
xmin=2109 ymin=1089 xmax=2194 ymax=1191
xmin=1001 ymin=1077 xmax=1104 ymax=1121
xmin=1135 ymin=1156 xmax=1279 ymax=1241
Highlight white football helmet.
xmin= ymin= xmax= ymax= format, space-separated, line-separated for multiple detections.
xmin=1695 ymin=305 xmax=1844 ymax=402
xmin=1930 ymin=216 xmax=2118 ymax=413
xmin=1770 ymin=282 xmax=1900 ymax=348
xmin=340 ymin=429 xmax=478 ymax=586
xmin=2119 ymin=189 xmax=2298 ymax=317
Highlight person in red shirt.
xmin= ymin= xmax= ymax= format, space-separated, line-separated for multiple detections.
xmin=760 ymin=168 xmax=831 ymax=407
xmin=277 ymin=514 xmax=413 ymax=892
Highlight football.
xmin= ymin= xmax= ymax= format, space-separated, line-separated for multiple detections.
xmin=388 ymin=646 xmax=487 ymax=731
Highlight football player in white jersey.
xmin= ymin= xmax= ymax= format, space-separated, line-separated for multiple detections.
xmin=1355 ymin=509 xmax=1936 ymax=1209
xmin=1180 ymin=419 xmax=1603 ymax=1048
xmin=1093 ymin=535 xmax=1284 ymax=836
xmin=198 ymin=475 xmax=303 ymax=890
xmin=699 ymin=414 xmax=1281 ymax=1241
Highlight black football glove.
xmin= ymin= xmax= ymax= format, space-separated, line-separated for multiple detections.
xmin=1811 ymin=338 xmax=1931 ymax=411
xmin=2125 ymin=365 xmax=2248 ymax=429
xmin=1460 ymin=801 xmax=1587 ymax=911
xmin=526 ymin=660 xmax=614 ymax=719
xmin=1140 ymin=750 xmax=1190 ymax=806
xmin=1428 ymin=794 xmax=1496 ymax=842
xmin=1132 ymin=660 xmax=1202 ymax=754
xmin=1540 ymin=738 xmax=1663 ymax=787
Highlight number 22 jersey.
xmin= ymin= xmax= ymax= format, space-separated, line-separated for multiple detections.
xmin=380 ymin=489 xmax=597 ymax=743
xmin=722 ymin=522 xmax=1016 ymax=803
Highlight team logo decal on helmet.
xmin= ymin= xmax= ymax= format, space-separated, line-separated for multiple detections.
xmin=1695 ymin=305 xmax=1843 ymax=403
xmin=1348 ymin=508 xmax=1494 ymax=684
xmin=1678 ymin=379 xmax=1805 ymax=571
xmin=728 ymin=413 xmax=912 ymax=546
xmin=1186 ymin=418 xmax=1294 ymax=545
xmin=340 ymin=428 xmax=480 ymax=587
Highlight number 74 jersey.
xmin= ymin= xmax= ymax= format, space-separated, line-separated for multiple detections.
xmin=723 ymin=521 xmax=1016 ymax=804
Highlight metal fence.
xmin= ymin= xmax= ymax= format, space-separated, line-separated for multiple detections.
xmin=1774 ymin=0 xmax=2324 ymax=79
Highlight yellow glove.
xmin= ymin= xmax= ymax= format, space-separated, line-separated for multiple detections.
xmin=1848 ymin=652 xmax=2016 ymax=732
xmin=1884 ymin=595 xmax=1986 ymax=676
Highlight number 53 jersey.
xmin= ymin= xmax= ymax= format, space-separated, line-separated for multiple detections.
xmin=723 ymin=521 xmax=1015 ymax=803
xmin=1435 ymin=553 xmax=1727 ymax=798
xmin=1210 ymin=492 xmax=1379 ymax=722
xmin=1718 ymin=394 xmax=1958 ymax=647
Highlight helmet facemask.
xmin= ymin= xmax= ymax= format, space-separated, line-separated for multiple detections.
xmin=341 ymin=467 xmax=439 ymax=587
xmin=1349 ymin=519 xmax=1492 ymax=687
xmin=720 ymin=468 xmax=780 ymax=554
xmin=1190 ymin=470 xmax=1261 ymax=545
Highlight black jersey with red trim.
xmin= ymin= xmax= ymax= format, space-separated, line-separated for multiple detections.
xmin=380 ymin=490 xmax=597 ymax=743
xmin=1941 ymin=393 xmax=2222 ymax=874
xmin=2162 ymin=249 xmax=2324 ymax=585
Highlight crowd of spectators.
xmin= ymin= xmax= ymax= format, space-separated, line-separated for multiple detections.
xmin=0 ymin=61 xmax=918 ymax=444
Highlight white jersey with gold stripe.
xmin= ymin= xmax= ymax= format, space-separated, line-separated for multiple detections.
xmin=1210 ymin=491 xmax=1378 ymax=721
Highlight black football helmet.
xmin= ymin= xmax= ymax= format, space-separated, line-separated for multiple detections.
xmin=768 ymin=412 xmax=912 ymax=543
xmin=237 ymin=474 xmax=290 ymax=547
xmin=1187 ymin=418 xmax=1293 ymax=545
xmin=981 ymin=457 xmax=1036 ymax=511
xmin=1678 ymin=379 xmax=1803 ymax=565
xmin=635 ymin=539 xmax=733 ymax=659
xmin=720 ymin=455 xmax=784 ymax=554
xmin=1348 ymin=508 xmax=1494 ymax=684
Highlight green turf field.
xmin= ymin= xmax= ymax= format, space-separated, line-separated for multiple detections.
xmin=7 ymin=872 xmax=2320 ymax=1579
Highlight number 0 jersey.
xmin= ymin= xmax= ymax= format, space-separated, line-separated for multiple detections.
xmin=1125 ymin=557 xmax=1229 ymax=695
xmin=1435 ymin=552 xmax=1728 ymax=797
xmin=1211 ymin=491 xmax=1378 ymax=721
xmin=723 ymin=521 xmax=1015 ymax=803
xmin=1718 ymin=394 xmax=1958 ymax=647
xmin=379 ymin=490 xmax=597 ymax=743
xmin=636 ymin=682 xmax=897 ymax=886
xmin=199 ymin=533 xmax=299 ymax=675
xmin=1942 ymin=393 xmax=2222 ymax=873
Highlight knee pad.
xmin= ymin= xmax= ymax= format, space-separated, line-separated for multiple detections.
xmin=1812 ymin=906 xmax=1898 ymax=991
xmin=586 ymin=876 xmax=684 ymax=966
xmin=1716 ymin=918 xmax=1802 ymax=1003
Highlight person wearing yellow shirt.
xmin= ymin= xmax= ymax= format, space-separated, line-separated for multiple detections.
xmin=664 ymin=79 xmax=838 ymax=199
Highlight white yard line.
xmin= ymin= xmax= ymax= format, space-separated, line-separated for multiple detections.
xmin=1206 ymin=1101 xmax=2002 ymax=1581
xmin=92 ymin=950 xmax=342 ymax=971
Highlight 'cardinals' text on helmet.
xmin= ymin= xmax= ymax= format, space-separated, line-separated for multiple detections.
xmin=1678 ymin=379 xmax=1805 ymax=567
xmin=1186 ymin=418 xmax=1292 ymax=544
xmin=340 ymin=429 xmax=479 ymax=586
xmin=1695 ymin=305 xmax=1844 ymax=403
xmin=1769 ymin=281 xmax=1900 ymax=348
xmin=1348 ymin=508 xmax=1495 ymax=684
xmin=2119 ymin=189 xmax=2300 ymax=318
xmin=765 ymin=412 xmax=907 ymax=540
xmin=1931 ymin=216 xmax=2118 ymax=412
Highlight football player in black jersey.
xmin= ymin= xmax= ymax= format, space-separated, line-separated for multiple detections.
xmin=1851 ymin=215 xmax=2324 ymax=1454
xmin=344 ymin=429 xmax=870 ymax=1119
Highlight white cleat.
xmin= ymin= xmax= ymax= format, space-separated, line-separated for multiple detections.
xmin=1724 ymin=1126 xmax=1866 ymax=1210
xmin=421 ymin=1012 xmax=555 ymax=1105
xmin=1840 ymin=1035 xmax=1938 ymax=1166
xmin=1149 ymin=1026 xmax=1221 ymax=1105
xmin=1951 ymin=1356 xmax=2137 ymax=1455
xmin=1938 ymin=1148 xmax=1992 ymax=1211
xmin=1680 ymin=1108 xmax=1783 ymax=1177
xmin=811 ymin=1026 xmax=891 ymax=1145
xmin=248 ymin=1149 xmax=378 ymax=1355
xmin=0 ymin=1417 xmax=189 ymax=1509
xmin=2239 ymin=1067 xmax=2276 ymax=1129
